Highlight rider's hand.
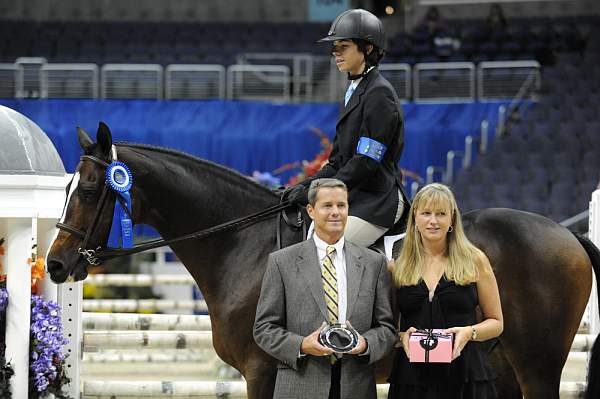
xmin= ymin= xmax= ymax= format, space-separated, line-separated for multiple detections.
xmin=286 ymin=185 xmax=309 ymax=206
xmin=301 ymin=322 xmax=334 ymax=357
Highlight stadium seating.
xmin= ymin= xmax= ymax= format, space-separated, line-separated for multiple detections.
xmin=452 ymin=25 xmax=599 ymax=222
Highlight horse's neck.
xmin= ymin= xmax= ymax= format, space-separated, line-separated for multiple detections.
xmin=122 ymin=146 xmax=277 ymax=230
xmin=120 ymin=146 xmax=279 ymax=313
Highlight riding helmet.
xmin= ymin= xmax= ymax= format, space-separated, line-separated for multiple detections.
xmin=318 ymin=9 xmax=385 ymax=51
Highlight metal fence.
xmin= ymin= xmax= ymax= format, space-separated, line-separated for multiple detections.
xmin=0 ymin=64 xmax=16 ymax=99
xmin=101 ymin=64 xmax=163 ymax=99
xmin=0 ymin=57 xmax=541 ymax=103
xmin=227 ymin=65 xmax=290 ymax=101
xmin=165 ymin=65 xmax=226 ymax=100
xmin=414 ymin=62 xmax=475 ymax=102
xmin=379 ymin=63 xmax=411 ymax=102
xmin=478 ymin=60 xmax=541 ymax=100
xmin=15 ymin=57 xmax=47 ymax=98
xmin=40 ymin=64 xmax=99 ymax=99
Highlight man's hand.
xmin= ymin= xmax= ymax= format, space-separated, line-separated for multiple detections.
xmin=345 ymin=320 xmax=368 ymax=355
xmin=286 ymin=185 xmax=309 ymax=206
xmin=301 ymin=322 xmax=334 ymax=356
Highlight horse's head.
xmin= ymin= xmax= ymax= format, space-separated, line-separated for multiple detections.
xmin=47 ymin=122 xmax=118 ymax=283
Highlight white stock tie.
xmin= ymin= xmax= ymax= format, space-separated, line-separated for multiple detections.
xmin=344 ymin=84 xmax=355 ymax=106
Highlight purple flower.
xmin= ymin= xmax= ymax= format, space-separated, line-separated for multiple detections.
xmin=0 ymin=288 xmax=8 ymax=311
xmin=29 ymin=295 xmax=69 ymax=394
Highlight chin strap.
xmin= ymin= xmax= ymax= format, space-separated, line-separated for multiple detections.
xmin=347 ymin=65 xmax=375 ymax=81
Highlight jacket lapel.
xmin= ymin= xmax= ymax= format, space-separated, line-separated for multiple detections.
xmin=344 ymin=243 xmax=364 ymax=321
xmin=297 ymin=239 xmax=328 ymax=321
xmin=336 ymin=69 xmax=379 ymax=126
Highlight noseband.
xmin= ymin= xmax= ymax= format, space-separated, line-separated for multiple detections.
xmin=56 ymin=152 xmax=303 ymax=266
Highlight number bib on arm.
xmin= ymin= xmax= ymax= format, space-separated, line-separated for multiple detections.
xmin=356 ymin=136 xmax=387 ymax=162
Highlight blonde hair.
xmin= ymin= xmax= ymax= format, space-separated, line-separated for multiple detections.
xmin=394 ymin=183 xmax=483 ymax=287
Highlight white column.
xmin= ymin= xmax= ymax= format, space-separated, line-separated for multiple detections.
xmin=38 ymin=218 xmax=59 ymax=303
xmin=5 ymin=218 xmax=32 ymax=399
xmin=59 ymin=281 xmax=82 ymax=399
xmin=588 ymin=190 xmax=600 ymax=334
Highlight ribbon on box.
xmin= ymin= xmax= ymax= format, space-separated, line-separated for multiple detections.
xmin=106 ymin=162 xmax=134 ymax=249
xmin=415 ymin=329 xmax=452 ymax=363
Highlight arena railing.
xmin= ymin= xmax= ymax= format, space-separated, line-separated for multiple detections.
xmin=237 ymin=53 xmax=315 ymax=102
xmin=478 ymin=60 xmax=541 ymax=101
xmin=0 ymin=59 xmax=542 ymax=103
xmin=15 ymin=57 xmax=47 ymax=99
xmin=226 ymin=64 xmax=291 ymax=102
xmin=413 ymin=62 xmax=475 ymax=103
xmin=0 ymin=63 xmax=17 ymax=99
xmin=101 ymin=64 xmax=164 ymax=100
xmin=379 ymin=63 xmax=411 ymax=102
xmin=40 ymin=64 xmax=99 ymax=99
xmin=165 ymin=64 xmax=226 ymax=100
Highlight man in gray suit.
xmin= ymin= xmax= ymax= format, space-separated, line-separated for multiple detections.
xmin=254 ymin=178 xmax=396 ymax=399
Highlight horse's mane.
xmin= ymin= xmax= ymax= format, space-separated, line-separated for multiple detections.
xmin=116 ymin=142 xmax=278 ymax=197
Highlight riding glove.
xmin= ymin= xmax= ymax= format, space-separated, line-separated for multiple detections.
xmin=286 ymin=185 xmax=309 ymax=206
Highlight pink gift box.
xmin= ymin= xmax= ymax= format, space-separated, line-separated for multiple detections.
xmin=409 ymin=329 xmax=453 ymax=363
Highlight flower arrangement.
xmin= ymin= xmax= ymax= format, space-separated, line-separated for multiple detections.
xmin=0 ymin=237 xmax=72 ymax=399
xmin=250 ymin=127 xmax=422 ymax=192
xmin=28 ymin=294 xmax=71 ymax=398
xmin=251 ymin=127 xmax=333 ymax=189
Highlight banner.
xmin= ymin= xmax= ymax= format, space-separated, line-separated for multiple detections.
xmin=308 ymin=0 xmax=349 ymax=22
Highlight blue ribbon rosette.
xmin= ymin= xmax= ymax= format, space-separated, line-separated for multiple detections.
xmin=106 ymin=162 xmax=134 ymax=248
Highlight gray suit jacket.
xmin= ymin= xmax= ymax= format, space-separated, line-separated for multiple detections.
xmin=253 ymin=238 xmax=396 ymax=399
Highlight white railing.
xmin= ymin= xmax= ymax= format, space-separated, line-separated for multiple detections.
xmin=414 ymin=62 xmax=475 ymax=102
xmin=588 ymin=190 xmax=600 ymax=335
xmin=15 ymin=57 xmax=47 ymax=98
xmin=101 ymin=64 xmax=163 ymax=99
xmin=238 ymin=53 xmax=314 ymax=102
xmin=227 ymin=64 xmax=290 ymax=101
xmin=478 ymin=60 xmax=541 ymax=101
xmin=0 ymin=63 xmax=17 ymax=98
xmin=165 ymin=64 xmax=226 ymax=100
xmin=1 ymin=59 xmax=543 ymax=103
xmin=40 ymin=63 xmax=99 ymax=99
xmin=379 ymin=63 xmax=411 ymax=102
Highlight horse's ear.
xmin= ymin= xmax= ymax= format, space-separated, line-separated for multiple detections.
xmin=96 ymin=122 xmax=113 ymax=157
xmin=77 ymin=127 xmax=93 ymax=150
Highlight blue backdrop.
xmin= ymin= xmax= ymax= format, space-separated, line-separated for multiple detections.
xmin=0 ymin=99 xmax=507 ymax=188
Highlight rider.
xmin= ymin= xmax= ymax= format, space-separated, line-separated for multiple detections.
xmin=288 ymin=8 xmax=409 ymax=248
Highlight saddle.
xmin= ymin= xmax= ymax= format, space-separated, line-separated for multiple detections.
xmin=369 ymin=216 xmax=407 ymax=261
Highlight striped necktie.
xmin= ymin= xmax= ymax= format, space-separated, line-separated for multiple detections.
xmin=322 ymin=245 xmax=339 ymax=363
xmin=322 ymin=245 xmax=338 ymax=324
xmin=344 ymin=84 xmax=355 ymax=106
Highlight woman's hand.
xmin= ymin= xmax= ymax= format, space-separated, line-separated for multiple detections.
xmin=445 ymin=326 xmax=472 ymax=360
xmin=401 ymin=327 xmax=417 ymax=359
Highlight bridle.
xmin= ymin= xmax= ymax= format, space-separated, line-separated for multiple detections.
xmin=56 ymin=152 xmax=303 ymax=266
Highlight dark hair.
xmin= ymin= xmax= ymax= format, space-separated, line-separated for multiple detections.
xmin=352 ymin=38 xmax=385 ymax=68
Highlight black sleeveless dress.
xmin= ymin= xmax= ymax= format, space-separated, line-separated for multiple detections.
xmin=387 ymin=278 xmax=497 ymax=399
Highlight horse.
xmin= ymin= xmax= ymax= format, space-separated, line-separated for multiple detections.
xmin=47 ymin=123 xmax=600 ymax=399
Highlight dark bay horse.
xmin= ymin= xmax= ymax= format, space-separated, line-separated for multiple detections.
xmin=47 ymin=123 xmax=600 ymax=399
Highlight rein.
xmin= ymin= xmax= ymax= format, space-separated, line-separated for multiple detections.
xmin=57 ymin=153 xmax=301 ymax=265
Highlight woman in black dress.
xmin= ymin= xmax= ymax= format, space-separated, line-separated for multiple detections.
xmin=388 ymin=183 xmax=503 ymax=399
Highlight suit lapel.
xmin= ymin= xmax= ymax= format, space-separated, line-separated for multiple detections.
xmin=336 ymin=69 xmax=379 ymax=126
xmin=297 ymin=239 xmax=328 ymax=321
xmin=344 ymin=243 xmax=364 ymax=321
